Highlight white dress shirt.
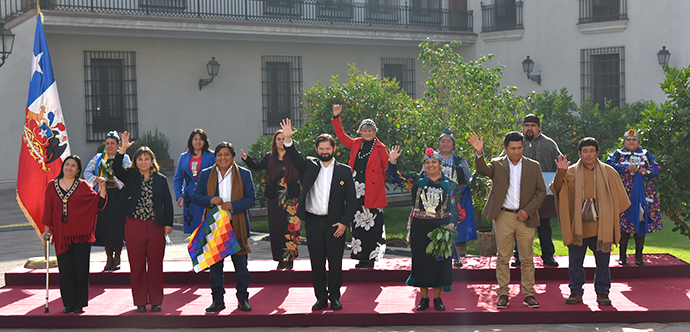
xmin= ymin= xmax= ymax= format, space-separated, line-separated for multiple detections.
xmin=502 ymin=158 xmax=522 ymax=210
xmin=305 ymin=159 xmax=334 ymax=216
xmin=217 ymin=165 xmax=233 ymax=210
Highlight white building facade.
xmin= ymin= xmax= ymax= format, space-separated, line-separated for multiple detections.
xmin=0 ymin=0 xmax=687 ymax=187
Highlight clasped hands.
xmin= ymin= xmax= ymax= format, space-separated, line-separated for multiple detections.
xmin=210 ymin=196 xmax=234 ymax=213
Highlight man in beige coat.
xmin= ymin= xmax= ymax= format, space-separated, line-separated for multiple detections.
xmin=470 ymin=131 xmax=546 ymax=309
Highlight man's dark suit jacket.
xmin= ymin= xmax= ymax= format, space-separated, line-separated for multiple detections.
xmin=284 ymin=141 xmax=356 ymax=227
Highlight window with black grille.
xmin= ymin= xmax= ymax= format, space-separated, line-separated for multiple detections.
xmin=382 ymin=58 xmax=415 ymax=98
xmin=581 ymin=47 xmax=625 ymax=108
xmin=578 ymin=0 xmax=627 ymax=24
xmin=262 ymin=56 xmax=302 ymax=135
xmin=84 ymin=51 xmax=138 ymax=142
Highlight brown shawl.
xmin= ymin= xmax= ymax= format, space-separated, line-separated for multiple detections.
xmin=550 ymin=160 xmax=630 ymax=253
xmin=204 ymin=163 xmax=252 ymax=255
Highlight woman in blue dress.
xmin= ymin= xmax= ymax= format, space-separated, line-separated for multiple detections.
xmin=173 ymin=129 xmax=216 ymax=233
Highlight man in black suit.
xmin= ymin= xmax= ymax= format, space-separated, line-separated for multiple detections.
xmin=280 ymin=118 xmax=357 ymax=311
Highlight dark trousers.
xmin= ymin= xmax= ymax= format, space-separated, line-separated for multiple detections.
xmin=568 ymin=236 xmax=611 ymax=296
xmin=56 ymin=241 xmax=92 ymax=309
xmin=209 ymin=253 xmax=250 ymax=303
xmin=125 ymin=217 xmax=166 ymax=306
xmin=305 ymin=212 xmax=346 ymax=302
xmin=514 ymin=217 xmax=556 ymax=260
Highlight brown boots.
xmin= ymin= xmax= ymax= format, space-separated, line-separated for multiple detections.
xmin=103 ymin=246 xmax=123 ymax=271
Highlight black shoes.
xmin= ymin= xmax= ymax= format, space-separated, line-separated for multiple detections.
xmin=618 ymin=255 xmax=627 ymax=265
xmin=151 ymin=305 xmax=161 ymax=312
xmin=238 ymin=299 xmax=252 ymax=311
xmin=416 ymin=297 xmax=430 ymax=311
xmin=286 ymin=261 xmax=294 ymax=270
xmin=278 ymin=260 xmax=295 ymax=270
xmin=511 ymin=260 xmax=521 ymax=267
xmin=433 ymin=298 xmax=445 ymax=311
xmin=205 ymin=301 xmax=226 ymax=313
xmin=330 ymin=299 xmax=343 ymax=310
xmin=355 ymin=261 xmax=375 ymax=268
xmin=542 ymin=257 xmax=559 ymax=267
xmin=136 ymin=306 xmax=147 ymax=313
xmin=453 ymin=259 xmax=463 ymax=268
xmin=63 ymin=307 xmax=73 ymax=314
xmin=312 ymin=299 xmax=328 ymax=311
xmin=635 ymin=252 xmax=644 ymax=266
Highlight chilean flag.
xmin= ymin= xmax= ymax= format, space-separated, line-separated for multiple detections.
xmin=16 ymin=13 xmax=70 ymax=241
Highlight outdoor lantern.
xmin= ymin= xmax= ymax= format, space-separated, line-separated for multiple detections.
xmin=521 ymin=55 xmax=541 ymax=86
xmin=0 ymin=22 xmax=15 ymax=68
xmin=657 ymin=46 xmax=671 ymax=72
xmin=199 ymin=57 xmax=220 ymax=90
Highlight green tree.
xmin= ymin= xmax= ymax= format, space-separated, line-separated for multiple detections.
xmin=638 ymin=65 xmax=690 ymax=240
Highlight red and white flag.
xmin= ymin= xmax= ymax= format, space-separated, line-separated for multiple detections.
xmin=16 ymin=13 xmax=70 ymax=242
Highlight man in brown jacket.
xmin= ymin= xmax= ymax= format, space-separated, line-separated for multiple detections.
xmin=550 ymin=137 xmax=630 ymax=306
xmin=470 ymin=131 xmax=547 ymax=309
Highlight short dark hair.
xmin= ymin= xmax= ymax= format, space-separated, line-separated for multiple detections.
xmin=315 ymin=134 xmax=336 ymax=148
xmin=57 ymin=155 xmax=83 ymax=180
xmin=503 ymin=131 xmax=524 ymax=147
xmin=578 ymin=137 xmax=599 ymax=152
xmin=186 ymin=128 xmax=211 ymax=153
xmin=214 ymin=142 xmax=236 ymax=157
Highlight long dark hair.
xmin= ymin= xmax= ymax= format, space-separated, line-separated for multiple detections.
xmin=57 ymin=155 xmax=83 ymax=180
xmin=267 ymin=130 xmax=298 ymax=186
xmin=186 ymin=128 xmax=211 ymax=154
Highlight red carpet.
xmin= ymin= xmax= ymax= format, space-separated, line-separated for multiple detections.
xmin=1 ymin=254 xmax=689 ymax=328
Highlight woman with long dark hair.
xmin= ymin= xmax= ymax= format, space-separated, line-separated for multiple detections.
xmin=43 ymin=155 xmax=107 ymax=314
xmin=241 ymin=130 xmax=301 ymax=269
xmin=174 ymin=129 xmax=215 ymax=234
xmin=113 ymin=132 xmax=174 ymax=313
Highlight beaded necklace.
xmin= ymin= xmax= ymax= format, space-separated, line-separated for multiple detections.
xmin=357 ymin=138 xmax=376 ymax=159
xmin=54 ymin=178 xmax=80 ymax=223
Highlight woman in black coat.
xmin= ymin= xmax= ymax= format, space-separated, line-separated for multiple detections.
xmin=113 ymin=131 xmax=174 ymax=313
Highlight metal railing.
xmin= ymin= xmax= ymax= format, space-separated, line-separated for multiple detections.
xmin=480 ymin=1 xmax=522 ymax=32
xmin=0 ymin=0 xmax=473 ymax=32
xmin=578 ymin=0 xmax=627 ymax=24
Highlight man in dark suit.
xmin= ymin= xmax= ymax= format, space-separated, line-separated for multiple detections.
xmin=470 ymin=131 xmax=546 ymax=310
xmin=280 ymin=118 xmax=357 ymax=311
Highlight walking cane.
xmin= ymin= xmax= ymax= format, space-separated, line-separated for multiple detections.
xmin=44 ymin=232 xmax=51 ymax=313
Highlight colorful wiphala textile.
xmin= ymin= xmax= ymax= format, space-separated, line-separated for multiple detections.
xmin=188 ymin=206 xmax=242 ymax=273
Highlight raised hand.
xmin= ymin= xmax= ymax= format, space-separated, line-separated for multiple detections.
xmin=468 ymin=132 xmax=483 ymax=154
xmin=120 ymin=131 xmax=133 ymax=153
xmin=280 ymin=118 xmax=296 ymax=141
xmin=240 ymin=149 xmax=248 ymax=161
xmin=333 ymin=104 xmax=342 ymax=117
xmin=389 ymin=145 xmax=402 ymax=164
xmin=555 ymin=155 xmax=570 ymax=169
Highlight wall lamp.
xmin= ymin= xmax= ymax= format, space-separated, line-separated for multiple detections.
xmin=0 ymin=22 xmax=16 ymax=68
xmin=657 ymin=46 xmax=671 ymax=72
xmin=199 ymin=57 xmax=220 ymax=90
xmin=522 ymin=56 xmax=541 ymax=86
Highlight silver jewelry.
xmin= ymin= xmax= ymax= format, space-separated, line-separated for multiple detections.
xmin=357 ymin=138 xmax=376 ymax=159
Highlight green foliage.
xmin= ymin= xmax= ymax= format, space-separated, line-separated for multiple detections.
xmin=415 ymin=39 xmax=526 ymax=160
xmin=638 ymin=65 xmax=690 ymax=240
xmin=426 ymin=227 xmax=458 ymax=259
xmin=526 ymin=88 xmax=648 ymax=161
xmin=133 ymin=128 xmax=171 ymax=160
xmin=297 ymin=64 xmax=415 ymax=169
xmin=239 ymin=135 xmax=273 ymax=208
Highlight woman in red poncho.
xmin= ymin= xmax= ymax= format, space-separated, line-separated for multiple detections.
xmin=42 ymin=155 xmax=107 ymax=314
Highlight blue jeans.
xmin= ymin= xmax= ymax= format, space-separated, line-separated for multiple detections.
xmin=568 ymin=236 xmax=611 ymax=296
xmin=209 ymin=254 xmax=250 ymax=303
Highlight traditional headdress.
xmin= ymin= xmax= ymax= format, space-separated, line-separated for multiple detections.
xmin=438 ymin=126 xmax=455 ymax=144
xmin=357 ymin=119 xmax=378 ymax=134
xmin=106 ymin=130 xmax=121 ymax=143
xmin=424 ymin=147 xmax=443 ymax=163
xmin=523 ymin=114 xmax=540 ymax=126
xmin=623 ymin=129 xmax=640 ymax=141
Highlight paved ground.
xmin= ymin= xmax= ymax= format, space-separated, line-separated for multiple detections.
xmin=1 ymin=180 xmax=689 ymax=331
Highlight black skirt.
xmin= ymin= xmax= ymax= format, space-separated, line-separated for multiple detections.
xmin=94 ymin=187 xmax=126 ymax=246
xmin=409 ymin=216 xmax=452 ymax=289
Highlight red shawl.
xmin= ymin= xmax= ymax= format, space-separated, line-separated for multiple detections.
xmin=42 ymin=180 xmax=104 ymax=256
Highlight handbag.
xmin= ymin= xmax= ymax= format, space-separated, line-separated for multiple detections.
xmin=581 ymin=167 xmax=599 ymax=222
